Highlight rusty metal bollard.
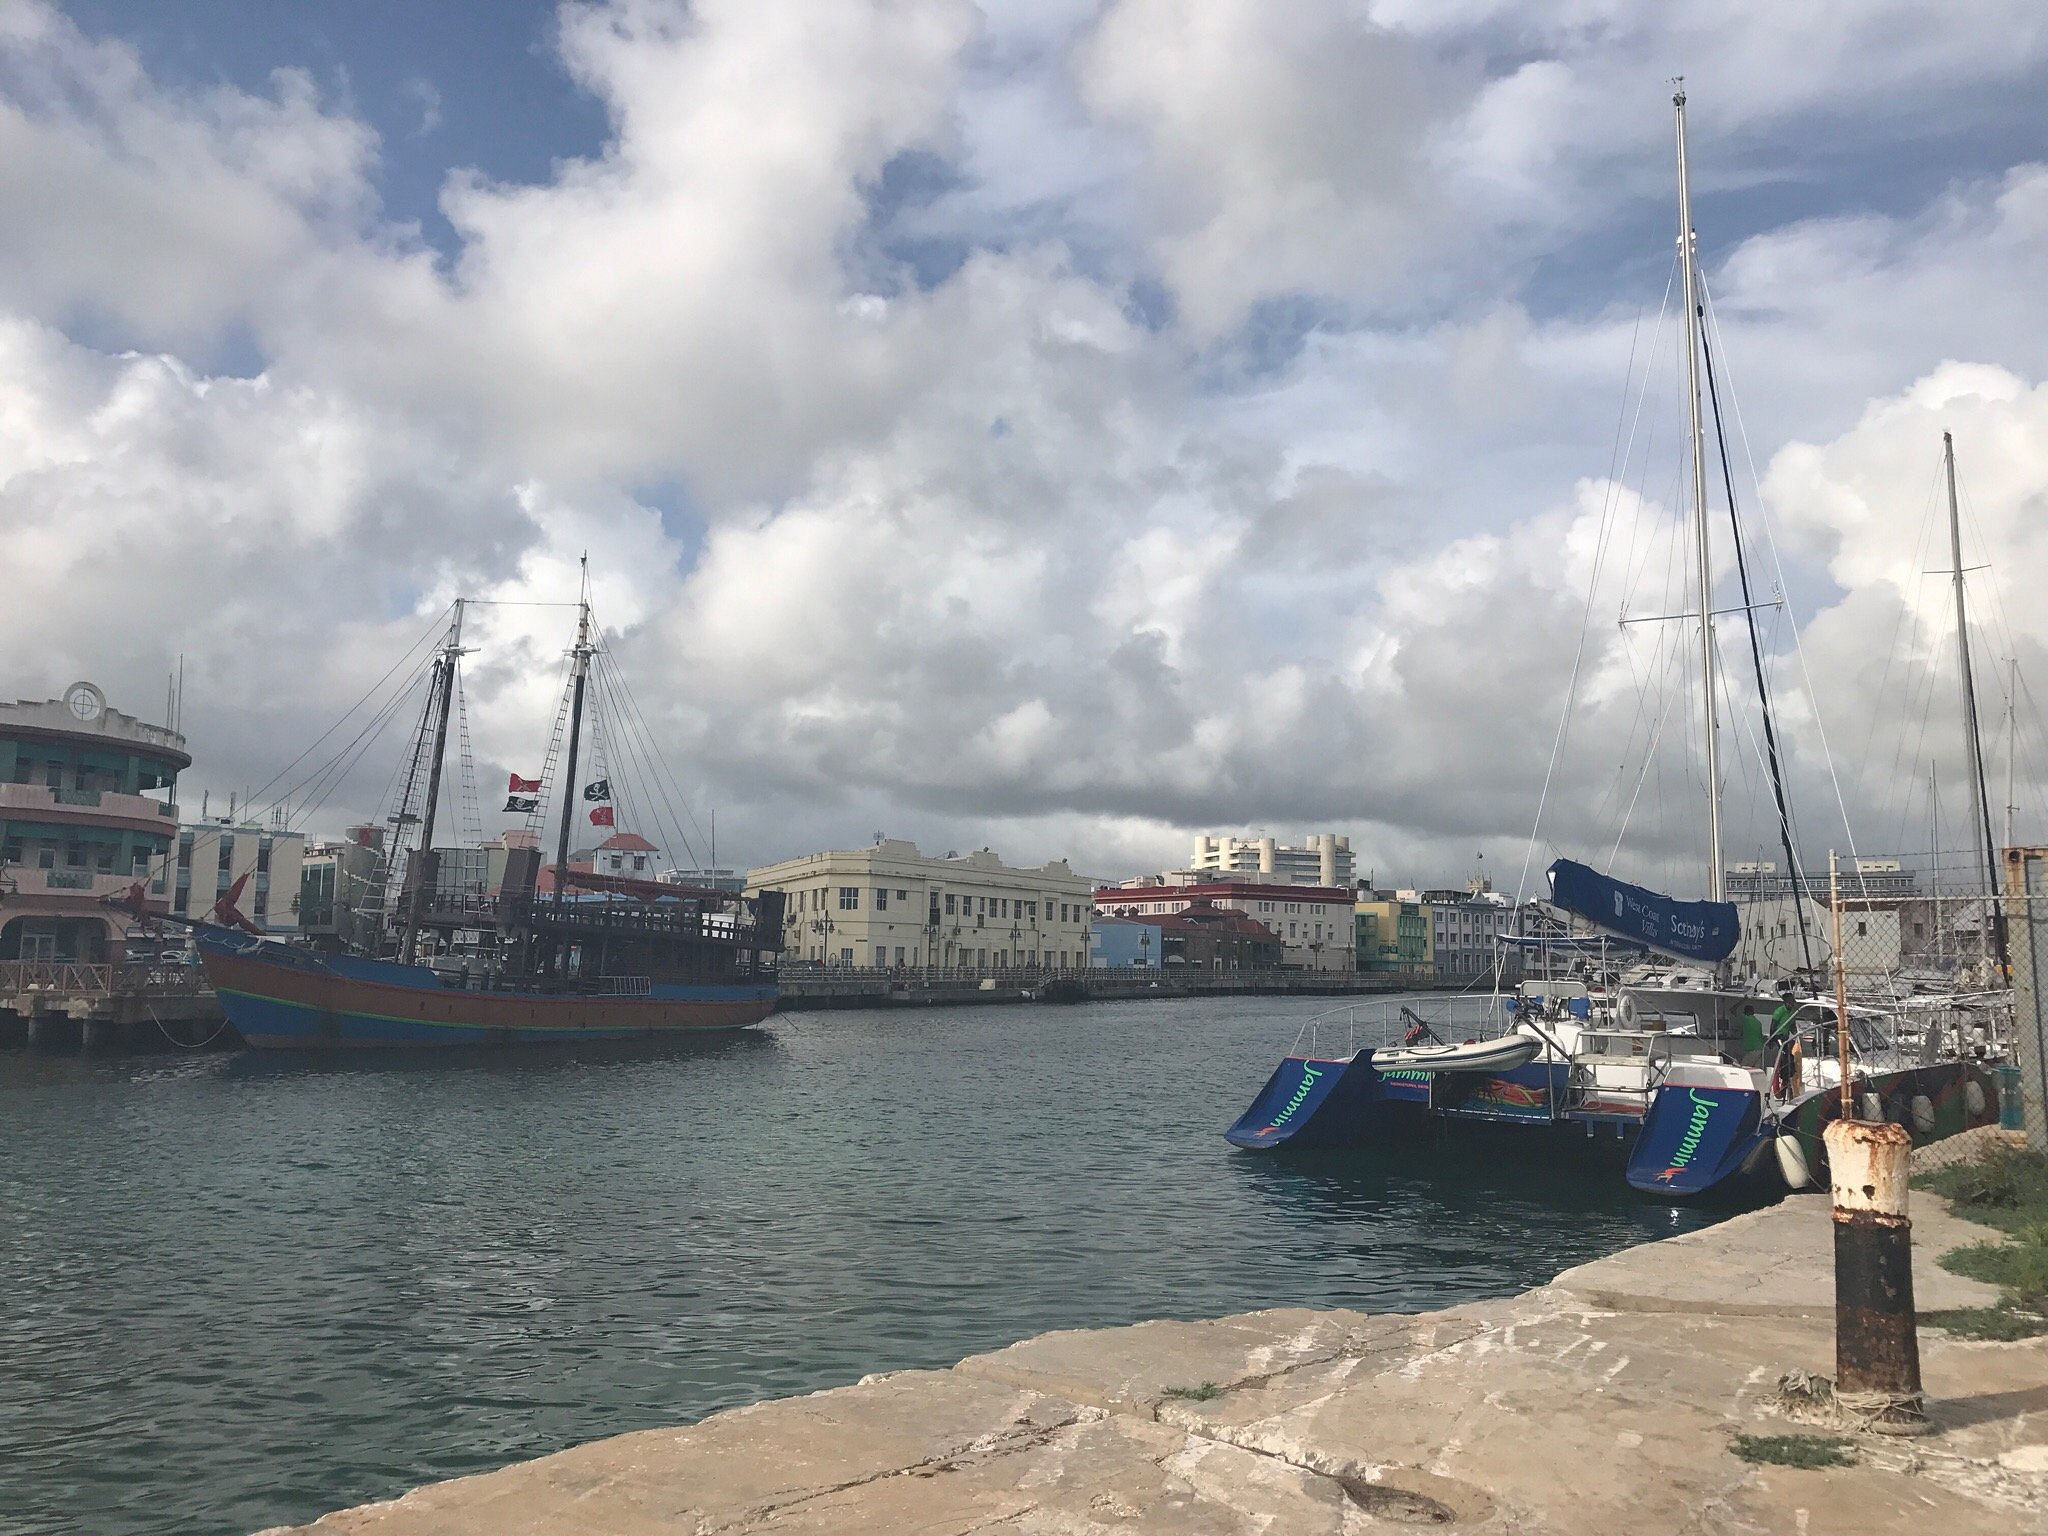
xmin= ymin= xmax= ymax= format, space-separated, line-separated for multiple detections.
xmin=1823 ymin=1117 xmax=1925 ymax=1432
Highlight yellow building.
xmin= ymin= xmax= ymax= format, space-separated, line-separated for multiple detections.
xmin=1354 ymin=896 xmax=1432 ymax=977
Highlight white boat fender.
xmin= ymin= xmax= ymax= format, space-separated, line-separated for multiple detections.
xmin=1966 ymin=1080 xmax=1986 ymax=1120
xmin=1775 ymin=1134 xmax=1813 ymax=1190
xmin=1860 ymin=1091 xmax=1884 ymax=1123
xmin=1617 ymin=993 xmax=1638 ymax=1028
xmin=1910 ymin=1094 xmax=1936 ymax=1136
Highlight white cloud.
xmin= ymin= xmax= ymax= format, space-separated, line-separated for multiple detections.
xmin=1076 ymin=0 xmax=1450 ymax=334
xmin=4 ymin=0 xmax=2048 ymax=890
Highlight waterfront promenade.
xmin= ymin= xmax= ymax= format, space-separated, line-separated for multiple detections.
xmin=260 ymin=1151 xmax=2048 ymax=1534
xmin=779 ymin=964 xmax=1423 ymax=1009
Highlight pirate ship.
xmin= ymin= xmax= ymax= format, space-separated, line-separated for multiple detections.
xmin=186 ymin=581 xmax=782 ymax=1047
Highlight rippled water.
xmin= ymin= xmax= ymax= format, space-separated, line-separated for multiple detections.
xmin=1 ymin=995 xmax=1724 ymax=1536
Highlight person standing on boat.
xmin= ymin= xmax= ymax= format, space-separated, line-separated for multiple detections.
xmin=1738 ymin=988 xmax=1799 ymax=1066
xmin=1737 ymin=1002 xmax=1769 ymax=1066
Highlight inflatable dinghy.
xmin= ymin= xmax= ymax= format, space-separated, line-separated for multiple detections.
xmin=1369 ymin=1033 xmax=1543 ymax=1075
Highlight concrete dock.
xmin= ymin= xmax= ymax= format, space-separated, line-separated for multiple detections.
xmin=261 ymin=1171 xmax=2047 ymax=1534
xmin=777 ymin=968 xmax=1417 ymax=1009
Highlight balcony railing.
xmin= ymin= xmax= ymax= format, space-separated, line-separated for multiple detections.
xmin=0 ymin=782 xmax=179 ymax=824
xmin=0 ymin=865 xmax=169 ymax=900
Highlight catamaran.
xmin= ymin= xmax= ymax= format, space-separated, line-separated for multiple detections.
xmin=1225 ymin=88 xmax=2008 ymax=1191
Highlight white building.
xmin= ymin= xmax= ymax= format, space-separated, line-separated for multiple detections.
xmin=1732 ymin=896 xmax=1903 ymax=980
xmin=1190 ymin=833 xmax=1353 ymax=889
xmin=746 ymin=839 xmax=1094 ymax=970
xmin=172 ymin=821 xmax=305 ymax=935
xmin=1095 ymin=873 xmax=1355 ymax=971
xmin=1417 ymin=887 xmax=1515 ymax=982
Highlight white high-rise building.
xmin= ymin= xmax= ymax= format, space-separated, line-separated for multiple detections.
xmin=1189 ymin=833 xmax=1352 ymax=889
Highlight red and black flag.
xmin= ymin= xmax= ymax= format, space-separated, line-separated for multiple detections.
xmin=507 ymin=773 xmax=542 ymax=794
xmin=589 ymin=805 xmax=616 ymax=827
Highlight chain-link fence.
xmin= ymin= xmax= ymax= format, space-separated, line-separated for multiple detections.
xmin=1808 ymin=863 xmax=2038 ymax=1174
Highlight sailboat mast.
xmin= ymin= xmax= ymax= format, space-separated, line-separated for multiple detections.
xmin=399 ymin=600 xmax=464 ymax=965
xmin=554 ymin=572 xmax=595 ymax=898
xmin=1675 ymin=85 xmax=1723 ymax=901
xmin=1945 ymin=432 xmax=2002 ymax=966
xmin=1932 ymin=761 xmax=1944 ymax=966
xmin=2007 ymin=658 xmax=2019 ymax=852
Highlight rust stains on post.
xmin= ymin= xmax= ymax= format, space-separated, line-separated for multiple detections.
xmin=1823 ymin=1117 xmax=1924 ymax=1432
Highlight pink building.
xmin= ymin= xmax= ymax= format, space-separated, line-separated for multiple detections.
xmin=1093 ymin=874 xmax=1355 ymax=971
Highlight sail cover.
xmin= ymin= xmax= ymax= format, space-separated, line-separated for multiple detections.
xmin=1546 ymin=859 xmax=1739 ymax=963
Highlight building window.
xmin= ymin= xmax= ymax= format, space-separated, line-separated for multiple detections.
xmin=839 ymin=886 xmax=859 ymax=910
xmin=897 ymin=889 xmax=908 ymax=901
xmin=945 ymin=893 xmax=957 ymax=915
xmin=876 ymin=888 xmax=889 ymax=912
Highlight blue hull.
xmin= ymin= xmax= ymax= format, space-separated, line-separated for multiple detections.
xmin=196 ymin=929 xmax=777 ymax=1049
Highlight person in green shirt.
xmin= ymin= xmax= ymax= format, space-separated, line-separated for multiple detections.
xmin=1737 ymin=1004 xmax=1767 ymax=1065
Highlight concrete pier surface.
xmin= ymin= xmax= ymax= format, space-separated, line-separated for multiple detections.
xmin=261 ymin=1163 xmax=2047 ymax=1534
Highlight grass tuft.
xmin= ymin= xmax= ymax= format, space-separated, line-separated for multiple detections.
xmin=1161 ymin=1382 xmax=1223 ymax=1402
xmin=1920 ymin=1146 xmax=2048 ymax=1229
xmin=1731 ymin=1434 xmax=1857 ymax=1470
xmin=1922 ymin=1146 xmax=2048 ymax=1315
xmin=1939 ymin=1240 xmax=2048 ymax=1303
xmin=1926 ymin=1306 xmax=2048 ymax=1341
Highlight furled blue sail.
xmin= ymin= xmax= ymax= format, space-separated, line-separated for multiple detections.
xmin=1546 ymin=859 xmax=1739 ymax=963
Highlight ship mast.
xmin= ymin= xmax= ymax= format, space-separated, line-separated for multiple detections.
xmin=1675 ymin=85 xmax=1723 ymax=901
xmin=398 ymin=600 xmax=464 ymax=965
xmin=1944 ymin=432 xmax=2005 ymax=969
xmin=553 ymin=560 xmax=595 ymax=902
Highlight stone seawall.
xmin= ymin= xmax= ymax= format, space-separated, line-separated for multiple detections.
xmin=263 ymin=1184 xmax=2048 ymax=1534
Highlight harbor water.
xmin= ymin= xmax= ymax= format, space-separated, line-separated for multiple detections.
xmin=1 ymin=995 xmax=1725 ymax=1536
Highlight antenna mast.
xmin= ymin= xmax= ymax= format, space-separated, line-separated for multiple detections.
xmin=1675 ymin=84 xmax=1723 ymax=900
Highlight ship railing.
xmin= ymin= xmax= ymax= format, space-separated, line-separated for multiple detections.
xmin=503 ymin=891 xmax=775 ymax=947
xmin=1559 ymin=1029 xmax=1704 ymax=1114
xmin=1290 ymin=994 xmax=1514 ymax=1061
xmin=598 ymin=975 xmax=652 ymax=996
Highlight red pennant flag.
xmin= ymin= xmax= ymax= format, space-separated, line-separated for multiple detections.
xmin=589 ymin=805 xmax=615 ymax=827
xmin=508 ymin=773 xmax=542 ymax=794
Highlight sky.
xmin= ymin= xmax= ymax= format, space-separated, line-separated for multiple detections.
xmin=8 ymin=0 xmax=2048 ymax=894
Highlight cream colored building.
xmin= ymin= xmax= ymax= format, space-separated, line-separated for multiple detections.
xmin=747 ymin=839 xmax=1094 ymax=971
xmin=1190 ymin=833 xmax=1353 ymax=888
xmin=171 ymin=820 xmax=305 ymax=935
